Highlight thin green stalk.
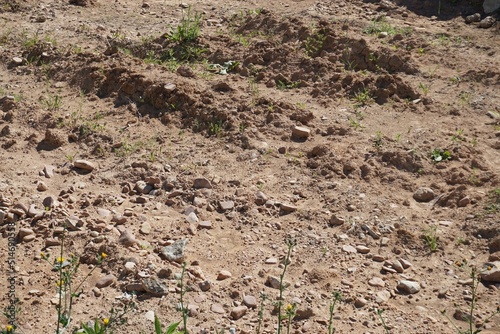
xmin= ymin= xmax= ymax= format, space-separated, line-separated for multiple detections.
xmin=56 ymin=231 xmax=65 ymax=334
xmin=277 ymin=238 xmax=296 ymax=334
xmin=328 ymin=291 xmax=342 ymax=334
xmin=377 ymin=309 xmax=390 ymax=334
xmin=256 ymin=292 xmax=267 ymax=334
xmin=179 ymin=262 xmax=188 ymax=334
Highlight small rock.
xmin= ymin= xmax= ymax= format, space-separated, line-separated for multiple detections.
xmin=74 ymin=160 xmax=95 ymax=171
xmin=37 ymin=181 xmax=48 ymax=191
xmin=369 ymin=277 xmax=385 ymax=287
xmin=231 ymin=306 xmax=248 ymax=320
xmin=342 ymin=245 xmax=357 ymax=253
xmin=140 ymin=222 xmax=152 ymax=235
xmin=280 ymin=203 xmax=297 ymax=214
xmin=198 ymin=221 xmax=212 ymax=229
xmin=177 ymin=65 xmax=195 ymax=77
xmin=193 ymin=177 xmax=212 ymax=189
xmin=217 ymin=270 xmax=232 ymax=280
xmin=124 ymin=262 xmax=136 ymax=274
xmin=199 ymin=280 xmax=211 ymax=291
xmin=211 ymin=303 xmax=225 ymax=314
xmin=294 ymin=307 xmax=315 ymax=320
xmin=292 ymin=126 xmax=311 ymax=139
xmin=95 ymin=275 xmax=116 ymax=288
xmin=354 ymin=297 xmax=367 ymax=308
xmin=458 ymin=196 xmax=470 ymax=207
xmin=118 ymin=229 xmax=136 ymax=247
xmin=266 ymin=275 xmax=281 ymax=289
xmin=45 ymin=238 xmax=61 ymax=247
xmin=465 ymin=13 xmax=481 ymax=24
xmin=12 ymin=57 xmax=24 ymax=66
xmin=43 ymin=165 xmax=55 ymax=178
xmin=162 ymin=239 xmax=187 ymax=263
xmin=397 ymin=280 xmax=421 ymax=294
xmin=243 ymin=295 xmax=257 ymax=308
xmin=375 ymin=290 xmax=391 ymax=304
xmin=142 ymin=277 xmax=168 ymax=296
xmin=255 ymin=191 xmax=267 ymax=205
xmin=378 ymin=31 xmax=388 ymax=38
xmin=329 ymin=215 xmax=345 ymax=226
xmin=356 ymin=245 xmax=370 ymax=254
xmin=413 ymin=187 xmax=435 ymax=202
xmin=392 ymin=259 xmax=404 ymax=273
xmin=219 ymin=201 xmax=235 ymax=211
xmin=144 ymin=310 xmax=155 ymax=322
xmin=18 ymin=228 xmax=34 ymax=240
xmin=480 ymin=261 xmax=500 ymax=282
xmin=479 ymin=16 xmax=496 ymax=28
xmin=265 ymin=257 xmax=278 ymax=264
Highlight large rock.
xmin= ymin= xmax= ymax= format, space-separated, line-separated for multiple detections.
xmin=480 ymin=261 xmax=500 ymax=282
xmin=484 ymin=0 xmax=500 ymax=13
xmin=162 ymin=239 xmax=187 ymax=263
xmin=413 ymin=187 xmax=435 ymax=202
xmin=397 ymin=280 xmax=421 ymax=294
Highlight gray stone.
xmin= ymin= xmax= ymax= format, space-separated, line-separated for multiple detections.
xmin=356 ymin=245 xmax=370 ymax=254
xmin=199 ymin=280 xmax=211 ymax=291
xmin=480 ymin=261 xmax=500 ymax=282
xmin=142 ymin=277 xmax=168 ymax=296
xmin=255 ymin=191 xmax=267 ymax=205
xmin=217 ymin=270 xmax=232 ymax=280
xmin=465 ymin=13 xmax=481 ymax=24
xmin=243 ymin=295 xmax=257 ymax=308
xmin=37 ymin=181 xmax=48 ymax=191
xmin=369 ymin=277 xmax=385 ymax=287
xmin=198 ymin=221 xmax=212 ymax=229
xmin=118 ymin=229 xmax=136 ymax=247
xmin=266 ymin=275 xmax=281 ymax=289
xmin=376 ymin=290 xmax=391 ymax=304
xmin=342 ymin=245 xmax=357 ymax=253
xmin=96 ymin=275 xmax=116 ymax=288
xmin=18 ymin=228 xmax=34 ymax=240
xmin=230 ymin=306 xmax=248 ymax=320
xmin=392 ymin=259 xmax=404 ymax=273
xmin=413 ymin=187 xmax=435 ymax=202
xmin=484 ymin=0 xmax=500 ymax=13
xmin=12 ymin=57 xmax=23 ymax=65
xmin=280 ymin=203 xmax=297 ymax=213
xmin=479 ymin=16 xmax=496 ymax=28
xmin=211 ymin=303 xmax=225 ymax=314
xmin=219 ymin=200 xmax=235 ymax=211
xmin=162 ymin=239 xmax=187 ymax=263
xmin=294 ymin=307 xmax=315 ymax=320
xmin=43 ymin=165 xmax=55 ymax=178
xmin=74 ymin=160 xmax=95 ymax=171
xmin=354 ymin=297 xmax=367 ymax=308
xmin=397 ymin=280 xmax=421 ymax=294
xmin=329 ymin=215 xmax=345 ymax=226
xmin=140 ymin=222 xmax=151 ymax=235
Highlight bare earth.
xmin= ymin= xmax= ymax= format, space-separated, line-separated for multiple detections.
xmin=0 ymin=0 xmax=500 ymax=333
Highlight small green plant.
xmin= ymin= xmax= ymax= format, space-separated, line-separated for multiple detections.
xmin=363 ymin=17 xmax=412 ymax=36
xmin=154 ymin=317 xmax=180 ymax=334
xmin=353 ymin=88 xmax=373 ymax=107
xmin=276 ymin=237 xmax=297 ymax=334
xmin=43 ymin=94 xmax=63 ymax=111
xmin=423 ymin=224 xmax=439 ymax=252
xmin=376 ymin=309 xmax=390 ymax=334
xmin=277 ymin=80 xmax=300 ymax=90
xmin=373 ymin=131 xmax=384 ymax=148
xmin=451 ymin=129 xmax=465 ymax=142
xmin=484 ymin=188 xmax=500 ymax=214
xmin=208 ymin=120 xmax=223 ymax=137
xmin=327 ymin=291 xmax=342 ymax=334
xmin=459 ymin=92 xmax=472 ymax=107
xmin=418 ymin=82 xmax=430 ymax=96
xmin=441 ymin=260 xmax=500 ymax=334
xmin=167 ymin=7 xmax=201 ymax=44
xmin=395 ymin=133 xmax=401 ymax=142
xmin=305 ymin=30 xmax=326 ymax=57
xmin=256 ymin=292 xmax=267 ymax=334
xmin=431 ymin=148 xmax=451 ymax=162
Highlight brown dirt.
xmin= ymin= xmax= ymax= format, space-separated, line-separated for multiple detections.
xmin=0 ymin=0 xmax=500 ymax=333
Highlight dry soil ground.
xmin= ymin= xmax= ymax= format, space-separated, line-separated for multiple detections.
xmin=0 ymin=0 xmax=500 ymax=333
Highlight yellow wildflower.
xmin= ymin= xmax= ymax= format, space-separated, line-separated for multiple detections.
xmin=6 ymin=325 xmax=13 ymax=332
xmin=103 ymin=318 xmax=109 ymax=326
xmin=487 ymin=266 xmax=492 ymax=271
xmin=285 ymin=304 xmax=293 ymax=312
xmin=101 ymin=252 xmax=107 ymax=259
xmin=57 ymin=257 xmax=65 ymax=263
xmin=56 ymin=279 xmax=64 ymax=287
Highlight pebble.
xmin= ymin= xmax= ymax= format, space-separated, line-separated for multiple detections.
xmin=255 ymin=191 xmax=267 ymax=205
xmin=369 ymin=277 xmax=385 ymax=287
xmin=342 ymin=245 xmax=357 ymax=253
xmin=479 ymin=16 xmax=496 ymax=28
xmin=376 ymin=290 xmax=391 ymax=303
xmin=211 ymin=303 xmax=225 ymax=314
xmin=242 ymin=295 xmax=257 ymax=308
xmin=37 ymin=181 xmax=48 ymax=191
xmin=217 ymin=270 xmax=232 ymax=280
xmin=18 ymin=228 xmax=34 ymax=240
xmin=193 ymin=177 xmax=212 ymax=189
xmin=397 ymin=280 xmax=421 ymax=294
xmin=144 ymin=310 xmax=155 ymax=322
xmin=74 ymin=160 xmax=95 ymax=171
xmin=219 ymin=201 xmax=235 ymax=211
xmin=199 ymin=280 xmax=211 ymax=291
xmin=198 ymin=221 xmax=212 ymax=229
xmin=142 ymin=277 xmax=168 ymax=296
xmin=95 ymin=275 xmax=116 ymax=288
xmin=140 ymin=222 xmax=151 ymax=234
xmin=413 ymin=187 xmax=435 ymax=202
xmin=12 ymin=57 xmax=23 ymax=66
xmin=280 ymin=203 xmax=297 ymax=213
xmin=292 ymin=126 xmax=311 ymax=139
xmin=480 ymin=261 xmax=500 ymax=282
xmin=465 ymin=13 xmax=481 ymax=23
xmin=356 ymin=245 xmax=370 ymax=254
xmin=329 ymin=214 xmax=345 ymax=226
xmin=119 ymin=229 xmax=136 ymax=247
xmin=45 ymin=237 xmax=61 ymax=247
xmin=23 ymin=234 xmax=36 ymax=242
xmin=162 ymin=239 xmax=187 ymax=263
xmin=265 ymin=257 xmax=278 ymax=264
xmin=230 ymin=306 xmax=247 ymax=320
xmin=266 ymin=275 xmax=281 ymax=289
xmin=354 ymin=297 xmax=367 ymax=308
xmin=392 ymin=259 xmax=404 ymax=273
xmin=43 ymin=165 xmax=55 ymax=178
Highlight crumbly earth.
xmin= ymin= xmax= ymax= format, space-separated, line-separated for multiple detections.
xmin=0 ymin=0 xmax=499 ymax=333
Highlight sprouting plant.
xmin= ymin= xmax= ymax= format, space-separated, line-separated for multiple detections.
xmin=328 ymin=291 xmax=342 ymax=334
xmin=376 ymin=309 xmax=390 ymax=334
xmin=373 ymin=131 xmax=384 ymax=148
xmin=40 ymin=221 xmax=108 ymax=333
xmin=178 ymin=262 xmax=189 ymax=333
xmin=305 ymin=30 xmax=326 ymax=57
xmin=451 ymin=129 xmax=465 ymax=142
xmin=276 ymin=237 xmax=297 ymax=334
xmin=395 ymin=133 xmax=401 ymax=142
xmin=209 ymin=120 xmax=223 ymax=137
xmin=459 ymin=92 xmax=472 ymax=107
xmin=167 ymin=7 xmax=202 ymax=44
xmin=348 ymin=118 xmax=362 ymax=130
xmin=256 ymin=292 xmax=267 ymax=334
xmin=65 ymin=154 xmax=76 ymax=162
xmin=277 ymin=80 xmax=300 ymax=90
xmin=418 ymin=82 xmax=430 ymax=96
xmin=423 ymin=224 xmax=438 ymax=252
xmin=353 ymin=88 xmax=373 ymax=107
xmin=484 ymin=188 xmax=500 ymax=213
xmin=441 ymin=260 xmax=500 ymax=334
xmin=450 ymin=76 xmax=462 ymax=85
xmin=431 ymin=148 xmax=451 ymax=162
xmin=43 ymin=94 xmax=63 ymax=111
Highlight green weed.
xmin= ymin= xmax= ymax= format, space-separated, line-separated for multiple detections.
xmin=423 ymin=224 xmax=439 ymax=252
xmin=431 ymin=148 xmax=451 ymax=162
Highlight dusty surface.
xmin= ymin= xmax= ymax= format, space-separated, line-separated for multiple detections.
xmin=0 ymin=0 xmax=500 ymax=333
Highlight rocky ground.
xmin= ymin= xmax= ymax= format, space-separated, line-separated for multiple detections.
xmin=0 ymin=0 xmax=500 ymax=333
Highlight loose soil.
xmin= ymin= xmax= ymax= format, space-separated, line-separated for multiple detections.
xmin=0 ymin=0 xmax=499 ymax=333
